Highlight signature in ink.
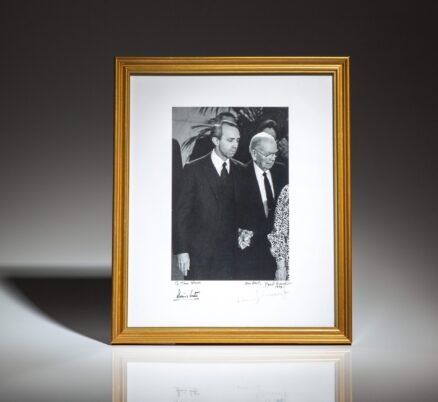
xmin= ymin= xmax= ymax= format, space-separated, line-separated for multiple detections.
xmin=174 ymin=288 xmax=200 ymax=301
xmin=237 ymin=281 xmax=292 ymax=303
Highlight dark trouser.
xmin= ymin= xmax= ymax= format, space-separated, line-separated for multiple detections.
xmin=187 ymin=238 xmax=237 ymax=281
xmin=235 ymin=239 xmax=276 ymax=280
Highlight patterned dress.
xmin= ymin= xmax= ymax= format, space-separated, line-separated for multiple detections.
xmin=267 ymin=185 xmax=289 ymax=277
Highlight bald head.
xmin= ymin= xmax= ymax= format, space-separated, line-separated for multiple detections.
xmin=249 ymin=132 xmax=278 ymax=171
xmin=249 ymin=132 xmax=276 ymax=152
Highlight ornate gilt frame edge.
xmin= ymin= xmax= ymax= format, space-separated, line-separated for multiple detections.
xmin=112 ymin=56 xmax=351 ymax=344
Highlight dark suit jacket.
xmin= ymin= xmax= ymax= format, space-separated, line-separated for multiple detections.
xmin=174 ymin=152 xmax=245 ymax=280
xmin=172 ymin=139 xmax=183 ymax=254
xmin=236 ymin=161 xmax=288 ymax=280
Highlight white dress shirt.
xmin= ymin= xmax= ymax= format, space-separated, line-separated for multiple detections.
xmin=211 ymin=150 xmax=230 ymax=176
xmin=253 ymin=162 xmax=275 ymax=217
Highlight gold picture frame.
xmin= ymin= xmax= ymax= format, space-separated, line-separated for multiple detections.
xmin=112 ymin=56 xmax=351 ymax=344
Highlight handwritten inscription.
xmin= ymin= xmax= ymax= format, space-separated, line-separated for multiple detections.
xmin=174 ymin=281 xmax=201 ymax=286
xmin=264 ymin=281 xmax=290 ymax=289
xmin=175 ymin=288 xmax=200 ymax=300
xmin=244 ymin=280 xmax=290 ymax=288
xmin=237 ymin=281 xmax=292 ymax=303
xmin=173 ymin=281 xmax=201 ymax=301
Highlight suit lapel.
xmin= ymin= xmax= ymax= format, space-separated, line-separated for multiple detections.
xmin=230 ymin=160 xmax=241 ymax=202
xmin=248 ymin=162 xmax=268 ymax=221
xmin=272 ymin=167 xmax=280 ymax=200
xmin=203 ymin=153 xmax=221 ymax=205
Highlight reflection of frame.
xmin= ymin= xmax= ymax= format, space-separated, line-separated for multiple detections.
xmin=112 ymin=348 xmax=352 ymax=401
xmin=112 ymin=57 xmax=351 ymax=344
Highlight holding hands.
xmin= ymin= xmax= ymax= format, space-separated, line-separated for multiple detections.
xmin=238 ymin=228 xmax=254 ymax=250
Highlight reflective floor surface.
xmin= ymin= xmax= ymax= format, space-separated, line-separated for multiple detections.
xmin=0 ymin=274 xmax=436 ymax=402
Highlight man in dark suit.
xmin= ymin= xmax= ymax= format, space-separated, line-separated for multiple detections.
xmin=237 ymin=132 xmax=288 ymax=280
xmin=172 ymin=139 xmax=183 ymax=255
xmin=174 ymin=120 xmax=245 ymax=280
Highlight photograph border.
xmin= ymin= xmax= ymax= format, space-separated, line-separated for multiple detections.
xmin=112 ymin=56 xmax=351 ymax=344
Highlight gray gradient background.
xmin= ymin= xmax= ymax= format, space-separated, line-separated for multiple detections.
xmin=0 ymin=1 xmax=437 ymax=401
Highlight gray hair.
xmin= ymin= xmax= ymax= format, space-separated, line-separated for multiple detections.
xmin=249 ymin=132 xmax=276 ymax=152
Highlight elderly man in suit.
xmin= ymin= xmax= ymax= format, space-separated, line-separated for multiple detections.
xmin=174 ymin=120 xmax=245 ymax=280
xmin=237 ymin=132 xmax=288 ymax=280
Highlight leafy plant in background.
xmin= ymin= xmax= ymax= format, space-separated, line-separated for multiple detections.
xmin=182 ymin=107 xmax=288 ymax=162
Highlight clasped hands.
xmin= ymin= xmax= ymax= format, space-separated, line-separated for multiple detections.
xmin=238 ymin=228 xmax=254 ymax=250
xmin=177 ymin=228 xmax=255 ymax=276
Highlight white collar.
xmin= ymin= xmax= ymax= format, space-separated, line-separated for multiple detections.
xmin=211 ymin=150 xmax=230 ymax=175
xmin=253 ymin=161 xmax=271 ymax=178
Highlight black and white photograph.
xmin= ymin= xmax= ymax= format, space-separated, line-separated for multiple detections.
xmin=172 ymin=107 xmax=289 ymax=281
xmin=113 ymin=60 xmax=347 ymax=341
xmin=3 ymin=1 xmax=438 ymax=399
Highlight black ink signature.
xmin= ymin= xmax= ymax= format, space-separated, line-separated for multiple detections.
xmin=264 ymin=281 xmax=290 ymax=289
xmin=244 ymin=281 xmax=261 ymax=285
xmin=175 ymin=288 xmax=200 ymax=300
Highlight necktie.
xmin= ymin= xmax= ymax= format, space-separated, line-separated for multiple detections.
xmin=220 ymin=162 xmax=228 ymax=180
xmin=263 ymin=172 xmax=275 ymax=217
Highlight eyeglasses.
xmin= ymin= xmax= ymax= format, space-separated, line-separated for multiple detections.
xmin=255 ymin=149 xmax=278 ymax=159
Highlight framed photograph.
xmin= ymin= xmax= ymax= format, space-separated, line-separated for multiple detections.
xmin=112 ymin=347 xmax=352 ymax=401
xmin=112 ymin=57 xmax=351 ymax=344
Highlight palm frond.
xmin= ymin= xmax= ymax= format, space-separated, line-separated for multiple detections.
xmin=181 ymin=127 xmax=212 ymax=150
xmin=198 ymin=107 xmax=231 ymax=116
